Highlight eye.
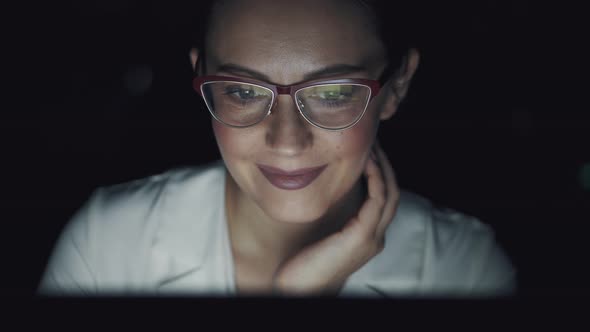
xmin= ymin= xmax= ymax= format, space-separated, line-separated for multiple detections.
xmin=296 ymin=84 xmax=366 ymax=112
xmin=225 ymin=85 xmax=268 ymax=100
xmin=310 ymin=85 xmax=354 ymax=100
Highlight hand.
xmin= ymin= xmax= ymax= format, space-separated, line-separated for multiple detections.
xmin=271 ymin=141 xmax=400 ymax=296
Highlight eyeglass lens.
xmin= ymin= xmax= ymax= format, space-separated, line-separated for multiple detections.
xmin=201 ymin=81 xmax=371 ymax=129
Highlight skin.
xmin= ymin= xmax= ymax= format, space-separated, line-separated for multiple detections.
xmin=189 ymin=0 xmax=419 ymax=295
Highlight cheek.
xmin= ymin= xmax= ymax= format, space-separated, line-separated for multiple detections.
xmin=332 ymin=130 xmax=369 ymax=161
xmin=332 ymin=108 xmax=380 ymax=163
xmin=212 ymin=120 xmax=257 ymax=160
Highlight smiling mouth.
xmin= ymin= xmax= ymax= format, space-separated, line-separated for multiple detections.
xmin=257 ymin=164 xmax=327 ymax=190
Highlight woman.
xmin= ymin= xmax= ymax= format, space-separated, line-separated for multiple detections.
xmin=38 ymin=0 xmax=516 ymax=297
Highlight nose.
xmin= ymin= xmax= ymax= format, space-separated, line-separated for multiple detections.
xmin=265 ymin=95 xmax=313 ymax=156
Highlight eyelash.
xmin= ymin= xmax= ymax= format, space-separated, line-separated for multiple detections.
xmin=223 ymin=87 xmax=267 ymax=103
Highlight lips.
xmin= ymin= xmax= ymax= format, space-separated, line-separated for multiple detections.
xmin=257 ymin=164 xmax=327 ymax=190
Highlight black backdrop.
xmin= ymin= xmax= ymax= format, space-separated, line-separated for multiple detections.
xmin=4 ymin=0 xmax=588 ymax=297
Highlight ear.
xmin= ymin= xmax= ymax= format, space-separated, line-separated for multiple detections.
xmin=379 ymin=48 xmax=420 ymax=121
xmin=189 ymin=47 xmax=200 ymax=73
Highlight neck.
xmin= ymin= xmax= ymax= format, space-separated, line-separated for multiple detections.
xmin=225 ymin=169 xmax=367 ymax=267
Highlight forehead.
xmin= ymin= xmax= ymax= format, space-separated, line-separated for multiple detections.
xmin=205 ymin=0 xmax=386 ymax=82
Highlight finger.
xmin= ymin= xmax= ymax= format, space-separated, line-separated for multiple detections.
xmin=351 ymin=150 xmax=387 ymax=237
xmin=374 ymin=142 xmax=400 ymax=237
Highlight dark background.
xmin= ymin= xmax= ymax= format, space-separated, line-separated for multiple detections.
xmin=4 ymin=0 xmax=588 ymax=297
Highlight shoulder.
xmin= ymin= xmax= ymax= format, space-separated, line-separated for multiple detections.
xmin=358 ymin=190 xmax=517 ymax=297
xmin=39 ymin=160 xmax=227 ymax=294
xmin=78 ymin=159 xmax=226 ymax=249
xmin=422 ymin=200 xmax=516 ymax=296
xmin=86 ymin=159 xmax=226 ymax=230
xmin=96 ymin=159 xmax=225 ymax=212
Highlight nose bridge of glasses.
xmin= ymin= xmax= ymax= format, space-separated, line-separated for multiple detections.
xmin=271 ymin=85 xmax=303 ymax=110
xmin=276 ymin=86 xmax=290 ymax=94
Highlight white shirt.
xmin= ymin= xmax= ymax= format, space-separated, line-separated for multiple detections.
xmin=38 ymin=159 xmax=517 ymax=297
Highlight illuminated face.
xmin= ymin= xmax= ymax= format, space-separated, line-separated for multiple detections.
xmin=200 ymin=0 xmax=401 ymax=224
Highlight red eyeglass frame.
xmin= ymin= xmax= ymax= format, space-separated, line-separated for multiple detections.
xmin=192 ymin=75 xmax=383 ymax=130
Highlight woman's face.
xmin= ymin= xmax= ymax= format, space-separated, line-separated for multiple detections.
xmin=200 ymin=0 xmax=402 ymax=224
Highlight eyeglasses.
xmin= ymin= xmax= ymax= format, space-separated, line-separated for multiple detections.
xmin=192 ymin=75 xmax=382 ymax=131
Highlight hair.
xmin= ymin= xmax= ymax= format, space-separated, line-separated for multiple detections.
xmin=355 ymin=0 xmax=421 ymax=76
xmin=189 ymin=0 xmax=422 ymax=79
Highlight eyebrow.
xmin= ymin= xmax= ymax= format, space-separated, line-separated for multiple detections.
xmin=215 ymin=63 xmax=369 ymax=84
